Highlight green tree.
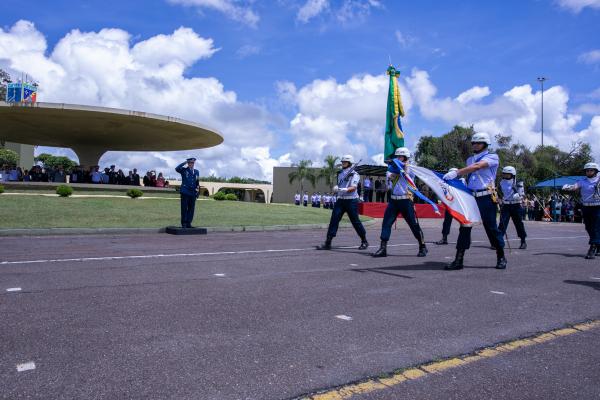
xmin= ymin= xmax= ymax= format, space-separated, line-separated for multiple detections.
xmin=288 ymin=159 xmax=316 ymax=196
xmin=35 ymin=153 xmax=78 ymax=172
xmin=317 ymin=155 xmax=340 ymax=191
xmin=414 ymin=125 xmax=475 ymax=171
xmin=0 ymin=148 xmax=19 ymax=166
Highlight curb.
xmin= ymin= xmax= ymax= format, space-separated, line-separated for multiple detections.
xmin=0 ymin=219 xmax=377 ymax=237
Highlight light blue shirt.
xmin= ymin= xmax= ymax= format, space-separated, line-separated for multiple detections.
xmin=575 ymin=175 xmax=600 ymax=205
xmin=337 ymin=168 xmax=360 ymax=199
xmin=363 ymin=178 xmax=372 ymax=189
xmin=466 ymin=151 xmax=499 ymax=191
xmin=500 ymin=179 xmax=524 ymax=202
xmin=386 ymin=169 xmax=415 ymax=196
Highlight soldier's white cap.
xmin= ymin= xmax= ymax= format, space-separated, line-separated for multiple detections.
xmin=471 ymin=132 xmax=491 ymax=145
xmin=341 ymin=155 xmax=354 ymax=163
xmin=502 ymin=166 xmax=517 ymax=175
xmin=584 ymin=162 xmax=599 ymax=171
xmin=394 ymin=147 xmax=411 ymax=158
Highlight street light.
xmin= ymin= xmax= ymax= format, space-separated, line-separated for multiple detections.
xmin=537 ymin=77 xmax=547 ymax=147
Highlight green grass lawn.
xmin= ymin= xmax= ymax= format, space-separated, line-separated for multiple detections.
xmin=0 ymin=193 xmax=367 ymax=229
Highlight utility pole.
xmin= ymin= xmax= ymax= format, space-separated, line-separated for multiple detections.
xmin=537 ymin=77 xmax=547 ymax=147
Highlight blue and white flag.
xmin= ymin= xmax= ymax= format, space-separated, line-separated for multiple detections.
xmin=411 ymin=165 xmax=482 ymax=226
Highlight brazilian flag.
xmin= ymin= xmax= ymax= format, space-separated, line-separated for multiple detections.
xmin=384 ymin=65 xmax=405 ymax=161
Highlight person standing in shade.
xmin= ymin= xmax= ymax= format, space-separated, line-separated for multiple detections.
xmin=442 ymin=132 xmax=507 ymax=270
xmin=498 ymin=166 xmax=527 ymax=249
xmin=372 ymin=147 xmax=428 ymax=258
xmin=562 ymin=162 xmax=600 ymax=259
xmin=316 ymin=155 xmax=369 ymax=251
xmin=175 ymin=157 xmax=200 ymax=228
xmin=363 ymin=176 xmax=373 ymax=202
xmin=435 ymin=168 xmax=464 ymax=245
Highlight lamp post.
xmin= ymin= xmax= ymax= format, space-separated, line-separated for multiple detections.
xmin=537 ymin=77 xmax=547 ymax=147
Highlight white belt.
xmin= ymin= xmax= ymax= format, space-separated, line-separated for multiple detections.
xmin=503 ymin=200 xmax=521 ymax=205
xmin=472 ymin=190 xmax=492 ymax=197
xmin=583 ymin=202 xmax=600 ymax=207
xmin=337 ymin=196 xmax=358 ymax=200
xmin=391 ymin=195 xmax=410 ymax=200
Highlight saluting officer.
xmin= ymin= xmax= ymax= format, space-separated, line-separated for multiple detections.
xmin=175 ymin=157 xmax=200 ymax=228
xmin=317 ymin=155 xmax=369 ymax=250
xmin=435 ymin=168 xmax=463 ymax=245
xmin=442 ymin=132 xmax=507 ymax=270
xmin=562 ymin=162 xmax=600 ymax=259
xmin=372 ymin=147 xmax=428 ymax=258
xmin=499 ymin=166 xmax=527 ymax=249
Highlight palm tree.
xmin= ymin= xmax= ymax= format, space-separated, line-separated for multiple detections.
xmin=288 ymin=159 xmax=317 ymax=197
xmin=318 ymin=155 xmax=340 ymax=191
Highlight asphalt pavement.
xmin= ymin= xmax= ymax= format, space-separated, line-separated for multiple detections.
xmin=1 ymin=220 xmax=599 ymax=399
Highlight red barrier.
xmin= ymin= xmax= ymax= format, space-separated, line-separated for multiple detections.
xmin=358 ymin=202 xmax=446 ymax=218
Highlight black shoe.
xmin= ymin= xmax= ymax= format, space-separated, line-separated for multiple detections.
xmin=358 ymin=240 xmax=369 ymax=250
xmin=496 ymin=256 xmax=507 ymax=269
xmin=596 ymin=246 xmax=600 ymax=256
xmin=445 ymin=250 xmax=465 ymax=270
xmin=417 ymin=244 xmax=428 ymax=257
xmin=372 ymin=241 xmax=387 ymax=258
xmin=316 ymin=238 xmax=332 ymax=250
xmin=435 ymin=236 xmax=448 ymax=245
xmin=519 ymin=240 xmax=527 ymax=250
xmin=585 ymin=245 xmax=596 ymax=260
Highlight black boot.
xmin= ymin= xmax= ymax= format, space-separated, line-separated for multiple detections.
xmin=435 ymin=235 xmax=448 ymax=245
xmin=519 ymin=239 xmax=527 ymax=250
xmin=358 ymin=238 xmax=369 ymax=250
xmin=585 ymin=245 xmax=596 ymax=260
xmin=445 ymin=250 xmax=465 ymax=270
xmin=596 ymin=245 xmax=600 ymax=256
xmin=496 ymin=248 xmax=507 ymax=269
xmin=372 ymin=241 xmax=387 ymax=257
xmin=417 ymin=243 xmax=428 ymax=257
xmin=316 ymin=237 xmax=333 ymax=250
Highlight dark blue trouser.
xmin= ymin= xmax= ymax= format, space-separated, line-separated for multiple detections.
xmin=499 ymin=203 xmax=527 ymax=240
xmin=441 ymin=209 xmax=453 ymax=236
xmin=582 ymin=206 xmax=600 ymax=245
xmin=380 ymin=199 xmax=424 ymax=243
xmin=457 ymin=195 xmax=504 ymax=250
xmin=326 ymin=198 xmax=367 ymax=240
xmin=180 ymin=193 xmax=196 ymax=227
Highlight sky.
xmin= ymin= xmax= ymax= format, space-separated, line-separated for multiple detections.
xmin=1 ymin=0 xmax=600 ymax=180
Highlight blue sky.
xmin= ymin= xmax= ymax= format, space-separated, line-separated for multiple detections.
xmin=1 ymin=0 xmax=599 ymax=179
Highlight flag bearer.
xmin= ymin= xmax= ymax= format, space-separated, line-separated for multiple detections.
xmin=562 ymin=162 xmax=600 ymax=259
xmin=316 ymin=155 xmax=369 ymax=251
xmin=372 ymin=147 xmax=428 ymax=258
xmin=499 ymin=166 xmax=527 ymax=249
xmin=442 ymin=132 xmax=507 ymax=270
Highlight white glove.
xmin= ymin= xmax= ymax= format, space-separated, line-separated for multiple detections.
xmin=562 ymin=184 xmax=573 ymax=191
xmin=338 ymin=187 xmax=348 ymax=193
xmin=443 ymin=170 xmax=458 ymax=181
xmin=333 ymin=185 xmax=339 ymax=192
xmin=512 ymin=193 xmax=521 ymax=200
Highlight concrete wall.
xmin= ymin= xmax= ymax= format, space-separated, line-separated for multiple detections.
xmin=272 ymin=166 xmax=333 ymax=204
xmin=2 ymin=142 xmax=35 ymax=169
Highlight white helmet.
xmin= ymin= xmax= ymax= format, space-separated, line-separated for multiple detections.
xmin=341 ymin=155 xmax=354 ymax=164
xmin=584 ymin=162 xmax=599 ymax=171
xmin=394 ymin=147 xmax=411 ymax=158
xmin=471 ymin=132 xmax=491 ymax=145
xmin=449 ymin=167 xmax=458 ymax=172
xmin=502 ymin=166 xmax=517 ymax=175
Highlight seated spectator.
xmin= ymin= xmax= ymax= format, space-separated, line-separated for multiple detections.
xmin=156 ymin=172 xmax=166 ymax=188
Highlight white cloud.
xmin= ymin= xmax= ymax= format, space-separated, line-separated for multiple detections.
xmin=167 ymin=0 xmax=259 ymax=27
xmin=0 ymin=20 xmax=283 ymax=180
xmin=556 ymin=0 xmax=600 ymax=13
xmin=297 ymin=0 xmax=329 ymax=23
xmin=395 ymin=30 xmax=416 ymax=48
xmin=578 ymin=49 xmax=600 ymax=64
xmin=297 ymin=0 xmax=381 ymax=24
xmin=236 ymin=44 xmax=260 ymax=58
xmin=456 ymin=86 xmax=491 ymax=104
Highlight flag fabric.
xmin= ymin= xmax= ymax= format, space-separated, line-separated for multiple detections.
xmin=384 ymin=65 xmax=405 ymax=160
xmin=388 ymin=159 xmax=440 ymax=215
xmin=411 ymin=165 xmax=482 ymax=226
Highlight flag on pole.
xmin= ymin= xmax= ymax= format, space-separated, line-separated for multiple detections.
xmin=384 ymin=65 xmax=405 ymax=161
xmin=411 ymin=165 xmax=482 ymax=226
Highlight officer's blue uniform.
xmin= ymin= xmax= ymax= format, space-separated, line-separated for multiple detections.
xmin=175 ymin=160 xmax=200 ymax=228
xmin=326 ymin=168 xmax=367 ymax=240
xmin=379 ymin=168 xmax=424 ymax=243
xmin=574 ymin=176 xmax=600 ymax=245
xmin=499 ymin=178 xmax=527 ymax=240
xmin=456 ymin=151 xmax=505 ymax=250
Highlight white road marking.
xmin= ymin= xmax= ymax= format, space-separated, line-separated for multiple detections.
xmin=213 ymin=273 xmax=226 ymax=277
xmin=6 ymin=287 xmax=22 ymax=292
xmin=490 ymin=291 xmax=506 ymax=295
xmin=591 ymin=277 xmax=600 ymax=281
xmin=444 ymin=256 xmax=453 ymax=259
xmin=16 ymin=362 xmax=36 ymax=372
xmin=335 ymin=315 xmax=353 ymax=321
xmin=349 ymin=264 xmax=358 ymax=267
xmin=0 ymin=235 xmax=588 ymax=266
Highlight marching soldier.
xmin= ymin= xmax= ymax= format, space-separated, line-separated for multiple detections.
xmin=316 ymin=155 xmax=369 ymax=250
xmin=175 ymin=157 xmax=200 ymax=228
xmin=499 ymin=166 xmax=527 ymax=249
xmin=562 ymin=162 xmax=600 ymax=259
xmin=442 ymin=132 xmax=507 ymax=270
xmin=372 ymin=147 xmax=428 ymax=258
xmin=303 ymin=191 xmax=309 ymax=207
xmin=294 ymin=192 xmax=301 ymax=206
xmin=435 ymin=168 xmax=463 ymax=245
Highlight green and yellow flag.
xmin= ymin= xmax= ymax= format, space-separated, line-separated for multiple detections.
xmin=384 ymin=65 xmax=405 ymax=160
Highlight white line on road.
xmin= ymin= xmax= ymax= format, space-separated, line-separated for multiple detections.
xmin=591 ymin=277 xmax=600 ymax=281
xmin=0 ymin=235 xmax=588 ymax=266
xmin=335 ymin=315 xmax=353 ymax=321
xmin=490 ymin=291 xmax=506 ymax=295
xmin=349 ymin=264 xmax=358 ymax=267
xmin=213 ymin=273 xmax=226 ymax=277
xmin=6 ymin=287 xmax=22 ymax=292
xmin=16 ymin=362 xmax=36 ymax=372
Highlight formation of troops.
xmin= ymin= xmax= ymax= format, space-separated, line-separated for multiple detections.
xmin=313 ymin=132 xmax=600 ymax=266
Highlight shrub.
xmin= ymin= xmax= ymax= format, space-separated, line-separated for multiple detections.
xmin=56 ymin=185 xmax=73 ymax=197
xmin=213 ymin=191 xmax=226 ymax=201
xmin=126 ymin=188 xmax=144 ymax=199
xmin=225 ymin=193 xmax=237 ymax=201
xmin=0 ymin=184 xmax=4 ymax=194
